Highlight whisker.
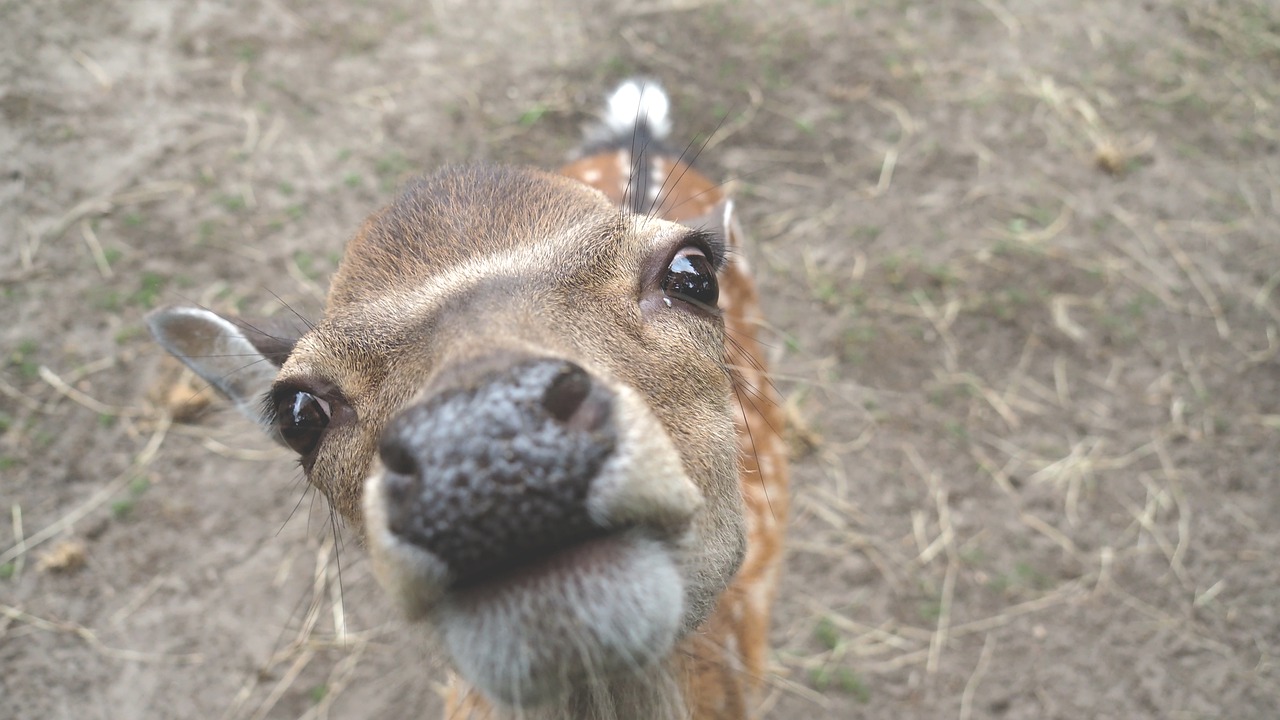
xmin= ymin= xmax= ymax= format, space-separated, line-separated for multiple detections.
xmin=733 ymin=374 xmax=785 ymax=448
xmin=727 ymin=359 xmax=786 ymax=443
xmin=724 ymin=334 xmax=785 ymax=402
xmin=731 ymin=374 xmax=776 ymax=522
xmin=622 ymin=79 xmax=647 ymax=227
xmin=654 ymin=165 xmax=771 ymax=220
xmin=726 ymin=322 xmax=784 ymax=353
xmin=277 ymin=471 xmax=313 ymax=538
xmin=645 ymin=128 xmax=704 ymax=220
xmin=628 ymin=122 xmax=655 ymax=218
xmin=265 ymin=286 xmax=318 ymax=332
xmin=328 ymin=502 xmax=347 ymax=624
xmin=725 ymin=328 xmax=783 ymax=393
xmin=648 ymin=104 xmax=736 ymax=221
xmin=305 ymin=472 xmax=321 ymax=536
xmin=728 ymin=370 xmax=774 ymax=412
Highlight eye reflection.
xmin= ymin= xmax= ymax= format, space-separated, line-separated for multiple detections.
xmin=662 ymin=248 xmax=718 ymax=308
xmin=278 ymin=390 xmax=330 ymax=455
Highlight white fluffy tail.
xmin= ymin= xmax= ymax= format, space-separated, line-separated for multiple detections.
xmin=582 ymin=78 xmax=672 ymax=150
xmin=602 ymin=78 xmax=671 ymax=139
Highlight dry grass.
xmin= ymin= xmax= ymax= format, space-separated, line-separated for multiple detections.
xmin=2 ymin=0 xmax=1278 ymax=717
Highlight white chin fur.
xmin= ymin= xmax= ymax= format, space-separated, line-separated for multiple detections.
xmin=438 ymin=532 xmax=683 ymax=707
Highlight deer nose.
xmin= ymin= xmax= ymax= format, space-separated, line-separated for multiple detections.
xmin=377 ymin=359 xmax=617 ymax=587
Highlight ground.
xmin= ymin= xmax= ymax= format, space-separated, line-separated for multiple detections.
xmin=2 ymin=0 xmax=1279 ymax=718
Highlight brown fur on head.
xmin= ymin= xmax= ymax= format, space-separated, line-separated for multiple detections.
xmin=151 ymin=162 xmax=750 ymax=709
xmin=149 ymin=79 xmax=789 ymax=720
xmin=301 ymin=164 xmax=748 ymax=706
xmin=286 ymin=165 xmax=743 ymax=548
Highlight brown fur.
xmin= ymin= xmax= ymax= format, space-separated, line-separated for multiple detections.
xmin=329 ymin=155 xmax=789 ymax=718
xmin=151 ymin=136 xmax=788 ymax=719
xmin=546 ymin=155 xmax=790 ymax=718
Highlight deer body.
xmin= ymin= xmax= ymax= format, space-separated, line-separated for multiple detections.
xmin=149 ymin=81 xmax=788 ymax=720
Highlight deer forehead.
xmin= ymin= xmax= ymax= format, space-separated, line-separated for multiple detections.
xmin=278 ymin=212 xmax=708 ymax=399
xmin=324 ymin=166 xmax=639 ymax=302
xmin=337 ymin=217 xmax=683 ymax=327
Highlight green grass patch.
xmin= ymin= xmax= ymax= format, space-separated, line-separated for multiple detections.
xmin=294 ymin=251 xmax=321 ymax=281
xmin=89 ymin=287 xmax=124 ymax=312
xmin=128 ymin=476 xmax=151 ymax=496
xmin=813 ymin=616 xmax=841 ymax=650
xmin=8 ymin=340 xmax=39 ymax=380
xmin=518 ymin=104 xmax=548 ymax=126
xmin=217 ymin=193 xmax=246 ymax=212
xmin=112 ymin=475 xmax=152 ymax=521
xmin=917 ymin=597 xmax=942 ymax=622
xmin=810 ymin=666 xmax=870 ymax=700
xmin=376 ymin=152 xmax=412 ymax=191
xmin=129 ymin=272 xmax=169 ymax=309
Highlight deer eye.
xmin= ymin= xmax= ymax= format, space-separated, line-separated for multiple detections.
xmin=277 ymin=391 xmax=331 ymax=455
xmin=662 ymin=247 xmax=718 ymax=310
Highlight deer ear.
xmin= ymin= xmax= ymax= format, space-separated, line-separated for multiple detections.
xmin=146 ymin=307 xmax=308 ymax=428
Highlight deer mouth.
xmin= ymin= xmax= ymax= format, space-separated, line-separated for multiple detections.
xmin=436 ymin=528 xmax=686 ymax=706
xmin=365 ymin=481 xmax=691 ymax=706
xmin=360 ymin=359 xmax=711 ymax=705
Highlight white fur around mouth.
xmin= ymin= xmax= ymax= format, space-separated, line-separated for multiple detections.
xmin=437 ymin=531 xmax=684 ymax=707
xmin=360 ymin=378 xmax=716 ymax=709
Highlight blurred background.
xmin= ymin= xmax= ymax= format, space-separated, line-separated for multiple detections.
xmin=3 ymin=0 xmax=1278 ymax=717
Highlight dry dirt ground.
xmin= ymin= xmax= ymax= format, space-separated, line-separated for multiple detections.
xmin=3 ymin=0 xmax=1279 ymax=718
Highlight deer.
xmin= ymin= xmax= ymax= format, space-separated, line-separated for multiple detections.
xmin=147 ymin=79 xmax=789 ymax=720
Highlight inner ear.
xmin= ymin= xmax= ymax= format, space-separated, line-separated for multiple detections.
xmin=147 ymin=306 xmax=309 ymax=429
xmin=227 ymin=315 xmax=311 ymax=367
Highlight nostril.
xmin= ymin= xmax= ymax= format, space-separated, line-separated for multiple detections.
xmin=379 ymin=435 xmax=418 ymax=476
xmin=542 ymin=362 xmax=613 ymax=433
xmin=542 ymin=363 xmax=592 ymax=424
